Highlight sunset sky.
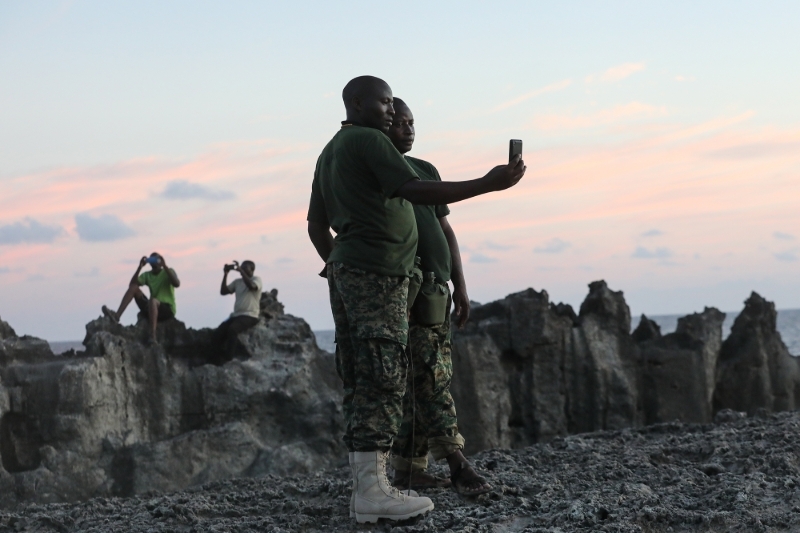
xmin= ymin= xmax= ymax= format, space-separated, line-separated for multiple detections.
xmin=2 ymin=1 xmax=799 ymax=341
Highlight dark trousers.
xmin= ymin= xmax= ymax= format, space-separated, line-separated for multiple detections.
xmin=210 ymin=315 xmax=259 ymax=364
xmin=134 ymin=294 xmax=175 ymax=322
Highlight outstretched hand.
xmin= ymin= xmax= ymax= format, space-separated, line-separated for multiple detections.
xmin=453 ymin=286 xmax=470 ymax=328
xmin=484 ymin=155 xmax=526 ymax=192
xmin=139 ymin=256 xmax=148 ymax=268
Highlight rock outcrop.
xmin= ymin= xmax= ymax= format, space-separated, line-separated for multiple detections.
xmin=714 ymin=292 xmax=800 ymax=414
xmin=451 ymin=282 xmax=644 ymax=455
xmin=450 ymin=282 xmax=793 ymax=456
xmin=1 ymin=282 xmax=796 ymax=510
xmin=638 ymin=308 xmax=725 ymax=424
xmin=0 ymin=291 xmax=344 ymax=509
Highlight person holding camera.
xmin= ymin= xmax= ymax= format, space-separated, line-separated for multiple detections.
xmin=385 ymin=98 xmax=490 ymax=497
xmin=307 ymin=76 xmax=525 ymax=523
xmin=101 ymin=252 xmax=180 ymax=344
xmin=213 ymin=260 xmax=262 ymax=353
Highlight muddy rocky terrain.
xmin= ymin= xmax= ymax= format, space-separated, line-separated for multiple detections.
xmin=2 ymin=409 xmax=800 ymax=532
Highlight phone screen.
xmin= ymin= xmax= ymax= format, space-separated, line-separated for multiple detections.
xmin=509 ymin=139 xmax=523 ymax=162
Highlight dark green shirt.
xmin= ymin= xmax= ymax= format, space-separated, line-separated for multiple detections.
xmin=307 ymin=125 xmax=419 ymax=277
xmin=405 ymin=157 xmax=452 ymax=283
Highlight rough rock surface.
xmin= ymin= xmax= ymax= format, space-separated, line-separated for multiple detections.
xmin=0 ymin=318 xmax=16 ymax=341
xmin=451 ymin=281 xmax=644 ymax=455
xmin=714 ymin=292 xmax=800 ymax=414
xmin=4 ymin=410 xmax=800 ymax=532
xmin=450 ymin=282 xmax=793 ymax=456
xmin=0 ymin=290 xmax=344 ymax=509
xmin=639 ymin=307 xmax=726 ymax=425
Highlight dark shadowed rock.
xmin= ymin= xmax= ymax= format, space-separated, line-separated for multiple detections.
xmin=0 ymin=318 xmax=15 ymax=341
xmin=451 ymin=281 xmax=643 ymax=454
xmin=714 ymin=292 xmax=800 ymax=414
xmin=0 ymin=290 xmax=344 ymax=508
xmin=638 ymin=307 xmax=725 ymax=424
xmin=632 ymin=314 xmax=661 ymax=343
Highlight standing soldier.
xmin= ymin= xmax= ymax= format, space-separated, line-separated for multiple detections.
xmin=386 ymin=98 xmax=490 ymax=496
xmin=307 ymin=75 xmax=525 ymax=524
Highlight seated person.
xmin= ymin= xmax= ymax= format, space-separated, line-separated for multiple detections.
xmin=213 ymin=260 xmax=263 ymax=352
xmin=102 ymin=252 xmax=180 ymax=344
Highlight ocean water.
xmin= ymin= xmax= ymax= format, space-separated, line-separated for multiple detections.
xmin=634 ymin=308 xmax=800 ymax=357
xmin=47 ymin=309 xmax=799 ymax=357
xmin=313 ymin=309 xmax=800 ymax=357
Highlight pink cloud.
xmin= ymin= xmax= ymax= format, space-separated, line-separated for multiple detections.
xmin=492 ymin=79 xmax=573 ymax=112
xmin=532 ymin=102 xmax=668 ymax=131
xmin=585 ymin=62 xmax=646 ymax=84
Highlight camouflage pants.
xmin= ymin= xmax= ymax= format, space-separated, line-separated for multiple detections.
xmin=391 ymin=286 xmax=465 ymax=471
xmin=328 ymin=262 xmax=409 ymax=452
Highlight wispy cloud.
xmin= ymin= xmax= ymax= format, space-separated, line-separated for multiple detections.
xmin=774 ymin=249 xmax=799 ymax=262
xmin=492 ymin=79 xmax=572 ymax=112
xmin=483 ymin=240 xmax=515 ymax=251
xmin=470 ymin=253 xmax=497 ymax=264
xmin=534 ymin=238 xmax=571 ymax=253
xmin=705 ymin=142 xmax=800 ymax=159
xmin=533 ymin=102 xmax=667 ymax=131
xmin=0 ymin=218 xmax=63 ymax=245
xmin=0 ymin=267 xmax=9 ymax=274
xmin=774 ymin=232 xmax=796 ymax=241
xmin=75 ymin=213 xmax=136 ymax=242
xmin=158 ymin=180 xmax=236 ymax=201
xmin=641 ymin=229 xmax=663 ymax=237
xmin=586 ymin=62 xmax=646 ymax=84
xmin=632 ymin=246 xmax=673 ymax=259
xmin=74 ymin=267 xmax=100 ymax=278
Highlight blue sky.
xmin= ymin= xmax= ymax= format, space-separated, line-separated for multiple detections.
xmin=1 ymin=1 xmax=799 ymax=339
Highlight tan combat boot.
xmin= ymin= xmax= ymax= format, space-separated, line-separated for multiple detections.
xmin=349 ymin=452 xmax=417 ymax=518
xmin=352 ymin=450 xmax=433 ymax=523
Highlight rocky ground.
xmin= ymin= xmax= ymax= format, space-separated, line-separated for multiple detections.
xmin=3 ymin=409 xmax=800 ymax=533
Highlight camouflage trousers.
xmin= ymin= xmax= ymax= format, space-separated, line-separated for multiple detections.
xmin=328 ymin=262 xmax=409 ymax=452
xmin=391 ymin=286 xmax=465 ymax=471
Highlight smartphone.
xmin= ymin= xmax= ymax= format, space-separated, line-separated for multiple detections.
xmin=509 ymin=139 xmax=523 ymax=163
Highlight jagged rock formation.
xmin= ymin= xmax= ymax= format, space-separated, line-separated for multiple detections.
xmin=0 ymin=290 xmax=343 ymax=509
xmin=714 ymin=292 xmax=800 ymax=414
xmin=638 ymin=308 xmax=725 ymax=424
xmin=450 ymin=281 xmax=643 ymax=455
xmin=1 ymin=282 xmax=796 ymax=510
xmin=450 ymin=282 xmax=793 ymax=456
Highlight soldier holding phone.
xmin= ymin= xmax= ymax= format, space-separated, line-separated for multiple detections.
xmin=307 ymin=75 xmax=525 ymax=523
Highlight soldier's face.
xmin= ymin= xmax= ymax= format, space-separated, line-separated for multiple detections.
xmin=387 ymin=106 xmax=414 ymax=154
xmin=356 ymin=83 xmax=395 ymax=133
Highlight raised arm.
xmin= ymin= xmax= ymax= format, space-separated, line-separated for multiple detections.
xmin=440 ymin=216 xmax=470 ymax=328
xmin=238 ymin=265 xmax=258 ymax=291
xmin=396 ymin=155 xmax=526 ymax=205
xmin=130 ymin=256 xmax=148 ymax=287
xmin=161 ymin=257 xmax=181 ymax=288
xmin=220 ymin=264 xmax=233 ymax=295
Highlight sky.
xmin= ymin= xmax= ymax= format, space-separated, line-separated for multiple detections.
xmin=1 ymin=1 xmax=799 ymax=341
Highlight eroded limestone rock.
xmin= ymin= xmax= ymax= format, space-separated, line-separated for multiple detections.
xmin=0 ymin=291 xmax=344 ymax=508
xmin=714 ymin=292 xmax=800 ymax=414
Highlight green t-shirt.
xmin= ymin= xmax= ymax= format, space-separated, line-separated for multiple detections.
xmin=405 ymin=156 xmax=452 ymax=283
xmin=307 ymin=124 xmax=420 ymax=277
xmin=138 ymin=268 xmax=178 ymax=314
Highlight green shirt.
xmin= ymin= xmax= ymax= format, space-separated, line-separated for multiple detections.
xmin=405 ymin=156 xmax=452 ymax=283
xmin=138 ymin=268 xmax=178 ymax=314
xmin=307 ymin=124 xmax=420 ymax=277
